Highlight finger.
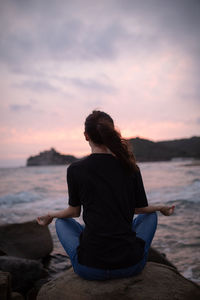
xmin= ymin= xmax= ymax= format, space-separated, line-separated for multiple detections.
xmin=37 ymin=217 xmax=42 ymax=223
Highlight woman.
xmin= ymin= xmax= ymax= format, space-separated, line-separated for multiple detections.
xmin=37 ymin=110 xmax=175 ymax=280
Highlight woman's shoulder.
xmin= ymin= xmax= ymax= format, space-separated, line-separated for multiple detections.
xmin=67 ymin=155 xmax=91 ymax=171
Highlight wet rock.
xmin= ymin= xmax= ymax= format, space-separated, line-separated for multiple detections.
xmin=0 ymin=256 xmax=47 ymax=294
xmin=11 ymin=292 xmax=24 ymax=300
xmin=26 ymin=287 xmax=39 ymax=300
xmin=0 ymin=249 xmax=6 ymax=256
xmin=148 ymin=247 xmax=177 ymax=269
xmin=0 ymin=271 xmax=11 ymax=300
xmin=0 ymin=220 xmax=53 ymax=259
xmin=37 ymin=262 xmax=200 ymax=300
xmin=46 ymin=253 xmax=72 ymax=276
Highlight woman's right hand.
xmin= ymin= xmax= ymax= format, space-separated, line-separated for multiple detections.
xmin=160 ymin=205 xmax=175 ymax=216
xmin=37 ymin=214 xmax=53 ymax=226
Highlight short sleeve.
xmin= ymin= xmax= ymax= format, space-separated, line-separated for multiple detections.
xmin=67 ymin=165 xmax=81 ymax=207
xmin=135 ymin=168 xmax=148 ymax=208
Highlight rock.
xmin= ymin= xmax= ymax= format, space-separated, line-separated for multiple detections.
xmin=37 ymin=262 xmax=200 ymax=300
xmin=0 ymin=256 xmax=47 ymax=294
xmin=11 ymin=292 xmax=24 ymax=300
xmin=44 ymin=253 xmax=72 ymax=275
xmin=0 ymin=220 xmax=53 ymax=259
xmin=148 ymin=247 xmax=177 ymax=269
xmin=26 ymin=287 xmax=40 ymax=300
xmin=27 ymin=148 xmax=78 ymax=166
xmin=0 ymin=249 xmax=6 ymax=256
xmin=0 ymin=271 xmax=11 ymax=300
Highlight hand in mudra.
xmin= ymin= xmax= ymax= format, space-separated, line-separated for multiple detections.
xmin=37 ymin=214 xmax=53 ymax=226
xmin=160 ymin=205 xmax=175 ymax=216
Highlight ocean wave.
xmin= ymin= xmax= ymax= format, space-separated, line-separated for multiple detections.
xmin=0 ymin=191 xmax=42 ymax=206
xmin=192 ymin=178 xmax=200 ymax=183
xmin=177 ymin=242 xmax=200 ymax=248
xmin=166 ymin=199 xmax=196 ymax=205
xmin=148 ymin=178 xmax=200 ymax=204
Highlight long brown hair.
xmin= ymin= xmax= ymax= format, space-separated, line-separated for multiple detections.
xmin=84 ymin=110 xmax=138 ymax=173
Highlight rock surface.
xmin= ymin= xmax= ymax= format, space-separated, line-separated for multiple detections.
xmin=0 ymin=256 xmax=46 ymax=294
xmin=37 ymin=262 xmax=200 ymax=300
xmin=147 ymin=247 xmax=177 ymax=269
xmin=0 ymin=271 xmax=11 ymax=300
xmin=0 ymin=220 xmax=53 ymax=259
xmin=11 ymin=292 xmax=24 ymax=300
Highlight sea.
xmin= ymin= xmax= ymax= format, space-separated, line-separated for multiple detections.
xmin=0 ymin=158 xmax=199 ymax=284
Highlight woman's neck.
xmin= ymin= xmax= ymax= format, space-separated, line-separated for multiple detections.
xmin=89 ymin=141 xmax=113 ymax=154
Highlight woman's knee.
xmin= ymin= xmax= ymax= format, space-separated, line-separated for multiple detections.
xmin=55 ymin=217 xmax=73 ymax=232
xmin=150 ymin=211 xmax=158 ymax=225
xmin=55 ymin=218 xmax=63 ymax=234
xmin=133 ymin=211 xmax=157 ymax=227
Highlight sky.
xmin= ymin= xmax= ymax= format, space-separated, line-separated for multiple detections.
xmin=0 ymin=0 xmax=200 ymax=167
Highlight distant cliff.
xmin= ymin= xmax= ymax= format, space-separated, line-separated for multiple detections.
xmin=128 ymin=136 xmax=200 ymax=162
xmin=27 ymin=148 xmax=78 ymax=166
xmin=26 ymin=136 xmax=200 ymax=166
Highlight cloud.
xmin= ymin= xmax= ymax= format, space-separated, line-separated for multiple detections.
xmin=9 ymin=104 xmax=32 ymax=112
xmin=68 ymin=77 xmax=117 ymax=93
xmin=196 ymin=117 xmax=200 ymax=124
xmin=0 ymin=1 xmax=172 ymax=70
xmin=1 ymin=0 xmax=199 ymax=80
xmin=15 ymin=80 xmax=59 ymax=93
xmin=0 ymin=9 xmax=125 ymax=71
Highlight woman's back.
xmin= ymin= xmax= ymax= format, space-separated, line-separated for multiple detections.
xmin=67 ymin=153 xmax=148 ymax=269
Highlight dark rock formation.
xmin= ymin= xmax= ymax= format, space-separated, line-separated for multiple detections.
xmin=0 ymin=257 xmax=46 ymax=294
xmin=37 ymin=262 xmax=200 ymax=300
xmin=0 ymin=220 xmax=53 ymax=259
xmin=128 ymin=136 xmax=200 ymax=162
xmin=147 ymin=247 xmax=177 ymax=269
xmin=0 ymin=271 xmax=11 ymax=300
xmin=27 ymin=148 xmax=78 ymax=166
xmin=11 ymin=292 xmax=24 ymax=300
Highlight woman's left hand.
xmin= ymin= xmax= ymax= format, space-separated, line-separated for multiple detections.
xmin=160 ymin=205 xmax=175 ymax=216
xmin=37 ymin=214 xmax=53 ymax=226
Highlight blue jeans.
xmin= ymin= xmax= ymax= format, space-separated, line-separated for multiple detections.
xmin=56 ymin=212 xmax=157 ymax=280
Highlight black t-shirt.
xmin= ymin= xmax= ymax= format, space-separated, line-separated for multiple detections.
xmin=67 ymin=153 xmax=148 ymax=269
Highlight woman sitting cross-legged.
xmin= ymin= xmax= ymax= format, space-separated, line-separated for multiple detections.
xmin=37 ymin=110 xmax=175 ymax=280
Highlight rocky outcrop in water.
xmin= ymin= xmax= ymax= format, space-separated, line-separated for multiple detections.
xmin=27 ymin=148 xmax=78 ymax=166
